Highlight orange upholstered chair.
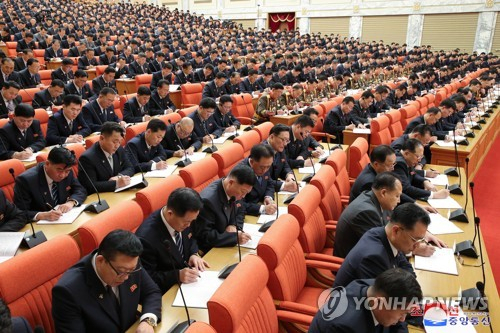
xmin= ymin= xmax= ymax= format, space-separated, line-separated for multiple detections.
xmin=325 ymin=149 xmax=350 ymax=206
xmin=34 ymin=109 xmax=50 ymax=136
xmin=425 ymin=93 xmax=435 ymax=108
xmin=33 ymin=50 xmax=45 ymax=67
xmin=369 ymin=115 xmax=392 ymax=146
xmin=185 ymin=322 xmax=216 ymax=332
xmin=135 ymin=74 xmax=153 ymax=89
xmin=230 ymin=93 xmax=255 ymax=125
xmin=6 ymin=42 xmax=18 ymax=57
xmin=177 ymin=105 xmax=198 ymax=118
xmin=386 ymin=109 xmax=403 ymax=141
xmin=78 ymin=200 xmax=144 ymax=256
xmin=253 ymin=121 xmax=274 ymax=141
xmin=257 ymin=214 xmax=337 ymax=318
xmin=400 ymin=104 xmax=418 ymax=129
xmin=158 ymin=112 xmax=182 ymax=126
xmin=416 ymin=96 xmax=429 ymax=115
xmin=181 ymin=83 xmax=203 ymax=107
xmin=435 ymin=89 xmax=447 ymax=106
xmin=39 ymin=70 xmax=53 ymax=85
xmin=234 ymin=130 xmax=261 ymax=157
xmin=0 ymin=159 xmax=25 ymax=201
xmin=310 ymin=164 xmax=343 ymax=224
xmin=112 ymin=98 xmax=123 ymax=120
xmin=125 ymin=121 xmax=148 ymax=143
xmin=0 ymin=118 xmax=9 ymax=127
xmin=0 ymin=235 xmax=81 ymax=333
xmin=212 ymin=143 xmax=245 ymax=177
xmin=179 ymin=157 xmax=219 ymax=192
xmin=95 ymin=65 xmax=107 ymax=76
xmin=19 ymin=88 xmax=41 ymax=104
xmin=36 ymin=143 xmax=85 ymax=177
xmin=85 ymin=135 xmax=100 ymax=149
xmin=119 ymin=93 xmax=137 ymax=111
xmin=319 ymin=100 xmax=338 ymax=117
xmin=135 ymin=174 xmax=185 ymax=217
xmin=348 ymin=137 xmax=370 ymax=180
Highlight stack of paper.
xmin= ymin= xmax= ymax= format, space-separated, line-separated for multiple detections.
xmin=434 ymin=140 xmax=456 ymax=147
xmin=353 ymin=128 xmax=371 ymax=134
xmin=180 ymin=152 xmax=207 ymax=161
xmin=427 ymin=213 xmax=464 ymax=235
xmin=114 ymin=175 xmax=146 ymax=192
xmin=425 ymin=174 xmax=449 ymax=186
xmin=20 ymin=152 xmax=41 ymax=162
xmin=427 ymin=197 xmax=462 ymax=209
xmin=37 ymin=204 xmax=88 ymax=224
xmin=172 ymin=271 xmax=224 ymax=308
xmin=239 ymin=223 xmax=265 ymax=249
xmin=0 ymin=232 xmax=24 ymax=263
xmin=298 ymin=164 xmax=322 ymax=174
xmin=278 ymin=181 xmax=306 ymax=195
xmin=144 ymin=165 xmax=177 ymax=178
xmin=257 ymin=207 xmax=288 ymax=224
xmin=212 ymin=136 xmax=230 ymax=144
xmin=414 ymin=247 xmax=458 ymax=275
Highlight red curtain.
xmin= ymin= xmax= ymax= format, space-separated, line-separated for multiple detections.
xmin=268 ymin=13 xmax=295 ymax=32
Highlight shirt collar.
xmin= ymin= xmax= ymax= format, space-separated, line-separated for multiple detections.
xmin=91 ymin=253 xmax=108 ymax=288
xmin=370 ymin=308 xmax=380 ymax=327
xmin=43 ymin=164 xmax=53 ymax=187
xmin=388 ymin=237 xmax=399 ymax=258
xmin=160 ymin=207 xmax=177 ymax=239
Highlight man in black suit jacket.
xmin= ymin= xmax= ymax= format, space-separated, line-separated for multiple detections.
xmin=52 ymin=230 xmax=162 ymax=333
xmin=335 ymin=173 xmax=401 ymax=258
xmin=67 ymin=44 xmax=86 ymax=58
xmin=136 ymin=188 xmax=208 ymax=294
xmin=239 ymin=144 xmax=277 ymax=216
xmin=43 ymin=39 xmax=63 ymax=61
xmin=239 ymin=70 xmax=263 ymax=93
xmin=99 ymin=47 xmax=117 ymax=66
xmin=160 ymin=117 xmax=202 ymax=158
xmin=0 ymin=188 xmax=25 ymax=231
xmin=324 ymin=96 xmax=362 ymax=144
xmin=265 ymin=124 xmax=298 ymax=192
xmin=123 ymin=86 xmax=156 ymax=123
xmin=202 ymin=73 xmax=229 ymax=100
xmin=309 ymin=269 xmax=422 ymax=333
xmin=334 ymin=203 xmax=427 ymax=288
xmin=128 ymin=53 xmax=151 ymax=78
xmin=82 ymin=87 xmax=124 ymax=132
xmin=0 ymin=81 xmax=22 ymax=119
xmin=64 ymin=70 xmax=93 ymax=101
xmin=13 ymin=52 xmax=30 ymax=73
xmin=51 ymin=58 xmax=74 ymax=84
xmin=212 ymin=95 xmax=240 ymax=133
xmin=15 ymin=33 xmax=36 ymax=52
xmin=223 ymin=72 xmax=242 ymax=95
xmin=188 ymin=97 xmax=222 ymax=143
xmin=150 ymin=63 xmax=174 ymax=91
xmin=148 ymin=52 xmax=165 ymax=73
xmin=18 ymin=58 xmax=41 ymax=89
xmin=173 ymin=63 xmax=195 ymax=85
xmin=404 ymin=107 xmax=448 ymax=141
xmin=32 ymin=79 xmax=65 ymax=109
xmin=78 ymin=122 xmax=135 ymax=194
xmin=391 ymin=124 xmax=437 ymax=174
xmin=77 ymin=49 xmax=98 ymax=70
xmin=194 ymin=165 xmax=254 ymax=254
xmin=92 ymin=67 xmax=117 ymax=97
xmin=46 ymin=94 xmax=91 ymax=145
xmin=14 ymin=147 xmax=87 ymax=221
xmin=1 ymin=58 xmax=21 ymax=86
xmin=285 ymin=115 xmax=315 ymax=169
xmin=0 ymin=104 xmax=46 ymax=160
xmin=126 ymin=119 xmax=168 ymax=173
xmin=110 ymin=58 xmax=130 ymax=79
xmin=148 ymin=80 xmax=176 ymax=114
xmin=193 ymin=64 xmax=214 ymax=83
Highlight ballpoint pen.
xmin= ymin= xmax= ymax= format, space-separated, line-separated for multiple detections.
xmin=184 ymin=260 xmax=201 ymax=278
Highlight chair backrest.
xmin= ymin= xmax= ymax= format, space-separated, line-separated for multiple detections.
xmin=0 ymin=118 xmax=9 ymax=128
xmin=39 ymin=70 xmax=53 ymax=85
xmin=185 ymin=322 xmax=217 ymax=333
xmin=135 ymin=74 xmax=152 ymax=89
xmin=95 ymin=65 xmax=108 ymax=76
xmin=19 ymin=88 xmax=41 ymax=104
xmin=158 ymin=112 xmax=182 ymax=126
xmin=257 ymin=214 xmax=307 ymax=303
xmin=85 ymin=135 xmax=100 ymax=149
xmin=78 ymin=200 xmax=144 ymax=256
xmin=179 ymin=157 xmax=219 ymax=192
xmin=36 ymin=143 xmax=85 ymax=177
xmin=416 ymin=96 xmax=428 ymax=115
xmin=0 ymin=159 xmax=25 ymax=201
xmin=369 ymin=115 xmax=392 ymax=146
xmin=233 ymin=130 xmax=261 ymax=157
xmin=288 ymin=184 xmax=327 ymax=254
xmin=325 ymin=149 xmax=350 ymax=200
xmin=400 ymin=104 xmax=418 ymax=129
xmin=434 ymin=89 xmax=447 ymax=106
xmin=6 ymin=41 xmax=18 ymax=57
xmin=348 ymin=137 xmax=370 ymax=179
xmin=177 ymin=105 xmax=198 ymax=118
xmin=425 ymin=93 xmax=435 ymax=108
xmin=212 ymin=144 xmax=245 ymax=178
xmin=119 ymin=93 xmax=137 ymax=111
xmin=386 ymin=109 xmax=403 ymax=140
xmin=181 ymin=83 xmax=203 ymax=107
xmin=135 ymin=174 xmax=185 ymax=217
xmin=125 ymin=121 xmax=148 ymax=143
xmin=34 ymin=109 xmax=50 ymax=136
xmin=310 ymin=164 xmax=342 ymax=221
xmin=230 ymin=93 xmax=255 ymax=123
xmin=208 ymin=255 xmax=279 ymax=333
xmin=319 ymin=100 xmax=338 ymax=118
xmin=0 ymin=235 xmax=81 ymax=333
xmin=253 ymin=122 xmax=274 ymax=141
xmin=112 ymin=98 xmax=123 ymax=120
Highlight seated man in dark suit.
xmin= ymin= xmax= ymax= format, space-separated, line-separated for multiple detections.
xmin=82 ymin=87 xmax=125 ymax=132
xmin=78 ymin=122 xmax=135 ymax=194
xmin=92 ymin=67 xmax=117 ymax=97
xmin=160 ymin=117 xmax=202 ymax=158
xmin=14 ymin=146 xmax=87 ymax=221
xmin=0 ymin=104 xmax=46 ymax=160
xmin=148 ymin=80 xmax=176 ymax=115
xmin=33 ymin=79 xmax=65 ymax=109
xmin=18 ymin=58 xmax=42 ymax=89
xmin=239 ymin=69 xmax=263 ymax=94
xmin=193 ymin=64 xmax=214 ymax=83
xmin=110 ymin=57 xmax=130 ymax=79
xmin=193 ymin=165 xmax=255 ymax=254
xmin=99 ymin=47 xmax=117 ymax=66
xmin=239 ymin=144 xmax=278 ymax=216
xmin=309 ymin=268 xmax=422 ymax=333
xmin=150 ymin=62 xmax=174 ymax=91
xmin=136 ymin=187 xmax=208 ymax=294
xmin=77 ymin=48 xmax=98 ymax=70
xmin=51 ymin=58 xmax=74 ymax=85
xmin=128 ymin=53 xmax=151 ymax=78
xmin=301 ymin=108 xmax=324 ymax=157
xmin=324 ymin=96 xmax=363 ymax=144
xmin=173 ymin=62 xmax=194 ymax=85
xmin=126 ymin=119 xmax=168 ymax=173
xmin=15 ymin=33 xmax=36 ymax=53
xmin=1 ymin=58 xmax=21 ymax=86
xmin=334 ymin=203 xmax=427 ymax=288
xmin=212 ymin=95 xmax=240 ymax=134
xmin=64 ymin=69 xmax=93 ymax=101
xmin=265 ymin=124 xmax=298 ymax=192
xmin=202 ymin=72 xmax=229 ymax=100
xmin=123 ymin=86 xmax=156 ymax=123
xmin=0 ymin=81 xmax=22 ymax=119
xmin=12 ymin=51 xmax=30 ymax=74
xmin=0 ymin=188 xmax=26 ymax=231
xmin=44 ymin=38 xmax=64 ymax=61
xmin=284 ymin=115 xmax=315 ymax=169
xmin=223 ymin=72 xmax=242 ymax=95
xmin=188 ymin=97 xmax=222 ymax=143
xmin=351 ymin=90 xmax=375 ymax=125
xmin=46 ymin=94 xmax=91 ymax=145
xmin=52 ymin=229 xmax=162 ymax=333
xmin=404 ymin=107 xmax=448 ymax=141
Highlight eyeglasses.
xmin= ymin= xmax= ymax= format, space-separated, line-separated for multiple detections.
xmin=177 ymin=124 xmax=190 ymax=137
xmin=106 ymin=258 xmax=142 ymax=277
xmin=411 ymin=152 xmax=424 ymax=161
xmin=400 ymin=228 xmax=426 ymax=244
xmin=276 ymin=136 xmax=290 ymax=144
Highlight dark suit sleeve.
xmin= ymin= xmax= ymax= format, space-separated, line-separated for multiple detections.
xmin=67 ymin=173 xmax=87 ymax=206
xmin=392 ymin=163 xmax=430 ymax=200
xmin=194 ymin=198 xmax=238 ymax=249
xmin=78 ymin=153 xmax=117 ymax=193
xmin=188 ymin=132 xmax=202 ymax=151
xmin=52 ymin=284 xmax=87 ymax=333
xmin=126 ymin=140 xmax=154 ymax=172
xmin=123 ymin=102 xmax=144 ymax=123
xmin=46 ymin=117 xmax=65 ymax=146
xmin=13 ymin=175 xmax=39 ymax=220
xmin=0 ymin=191 xmax=26 ymax=231
xmin=137 ymin=270 xmax=162 ymax=321
xmin=75 ymin=116 xmax=91 ymax=137
xmin=324 ymin=112 xmax=345 ymax=134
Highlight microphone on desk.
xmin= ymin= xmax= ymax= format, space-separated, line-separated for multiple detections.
xmin=124 ymin=144 xmax=148 ymax=189
xmin=225 ymin=112 xmax=239 ymax=140
xmin=446 ymin=131 xmax=463 ymax=195
xmin=77 ymin=155 xmax=110 ymax=214
xmin=22 ymin=88 xmax=41 ymax=109
xmin=477 ymin=101 xmax=487 ymax=124
xmin=449 ymin=157 xmax=469 ymax=222
xmin=163 ymin=240 xmax=195 ymax=332
xmin=241 ymin=95 xmax=254 ymax=131
xmin=283 ymin=163 xmax=300 ymax=204
xmin=9 ymin=168 xmax=47 ymax=248
xmin=202 ymin=121 xmax=218 ymax=154
xmin=459 ymin=182 xmax=489 ymax=312
xmin=302 ymin=155 xmax=316 ymax=183
xmin=318 ymin=118 xmax=340 ymax=164
xmin=258 ymin=182 xmax=279 ymax=233
xmin=455 ymin=181 xmax=479 ymax=258
xmin=444 ymin=136 xmax=459 ymax=178
xmin=219 ymin=196 xmax=242 ymax=279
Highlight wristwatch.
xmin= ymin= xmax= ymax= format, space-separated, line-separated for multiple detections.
xmin=141 ymin=317 xmax=157 ymax=327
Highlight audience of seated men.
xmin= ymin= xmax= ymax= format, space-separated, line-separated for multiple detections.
xmin=46 ymin=94 xmax=91 ymax=145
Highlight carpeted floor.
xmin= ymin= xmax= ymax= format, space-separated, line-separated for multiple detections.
xmin=473 ymin=131 xmax=500 ymax=297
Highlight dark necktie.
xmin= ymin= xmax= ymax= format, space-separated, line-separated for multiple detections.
xmin=106 ymin=286 xmax=121 ymax=318
xmin=175 ymin=231 xmax=184 ymax=259
xmin=51 ymin=182 xmax=59 ymax=205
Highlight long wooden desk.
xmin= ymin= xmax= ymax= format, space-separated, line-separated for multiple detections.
xmin=270 ymin=114 xmax=300 ymax=126
xmin=430 ymin=105 xmax=500 ymax=180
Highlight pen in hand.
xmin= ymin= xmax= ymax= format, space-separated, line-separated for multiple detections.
xmin=184 ymin=260 xmax=201 ymax=278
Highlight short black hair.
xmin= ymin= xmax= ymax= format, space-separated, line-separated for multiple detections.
xmin=249 ymin=144 xmax=274 ymax=161
xmin=63 ymin=94 xmax=82 ymax=106
xmin=411 ymin=124 xmax=432 ymax=136
xmin=269 ymin=123 xmax=289 ymax=136
xmin=100 ymin=87 xmax=116 ymax=96
xmin=361 ymin=90 xmax=374 ymax=99
xmin=303 ymin=107 xmax=319 ymax=117
xmin=14 ymin=103 xmax=35 ymax=118
xmin=343 ymin=96 xmax=355 ymax=104
xmin=103 ymin=66 xmax=116 ymax=74
xmin=0 ymin=298 xmax=12 ymax=331
xmin=372 ymin=172 xmax=399 ymax=191
xmin=167 ymin=187 xmax=203 ymax=216
xmin=272 ymin=83 xmax=284 ymax=90
xmin=219 ymin=95 xmax=232 ymax=105
xmin=50 ymin=79 xmax=65 ymax=88
xmin=440 ymin=98 xmax=457 ymax=111
xmin=199 ymin=97 xmax=217 ymax=109
xmin=228 ymin=164 xmax=257 ymax=186
xmin=293 ymin=115 xmax=314 ymax=128
xmin=156 ymin=79 xmax=170 ymax=89
xmin=47 ymin=146 xmax=77 ymax=168
xmin=402 ymin=138 xmax=423 ymax=153
xmin=370 ymin=145 xmax=395 ymax=163
xmin=147 ymin=118 xmax=167 ymax=132
xmin=101 ymin=121 xmax=125 ymax=138
xmin=137 ymin=86 xmax=151 ymax=96
xmin=390 ymin=203 xmax=430 ymax=229
xmin=426 ymin=107 xmax=441 ymax=115
xmin=74 ymin=69 xmax=88 ymax=78
xmin=373 ymin=268 xmax=422 ymax=304
xmin=98 ymin=229 xmax=143 ymax=260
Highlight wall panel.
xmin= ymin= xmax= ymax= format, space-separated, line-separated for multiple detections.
xmin=233 ymin=19 xmax=256 ymax=29
xmin=309 ymin=17 xmax=350 ymax=37
xmin=491 ymin=14 xmax=500 ymax=55
xmin=421 ymin=13 xmax=478 ymax=53
xmin=361 ymin=15 xmax=408 ymax=45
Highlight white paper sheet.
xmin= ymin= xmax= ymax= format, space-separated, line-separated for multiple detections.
xmin=114 ymin=175 xmax=145 ymax=192
xmin=427 ymin=213 xmax=464 ymax=235
xmin=427 ymin=197 xmax=462 ymax=209
xmin=434 ymin=140 xmax=456 ymax=147
xmin=425 ymin=174 xmax=449 ymax=186
xmin=0 ymin=232 xmax=24 ymax=262
xmin=37 ymin=204 xmax=88 ymax=224
xmin=212 ymin=136 xmax=229 ymax=144
xmin=239 ymin=223 xmax=265 ymax=249
xmin=180 ymin=152 xmax=207 ymax=162
xmin=353 ymin=128 xmax=371 ymax=134
xmin=278 ymin=181 xmax=306 ymax=195
xmin=298 ymin=164 xmax=322 ymax=174
xmin=172 ymin=271 xmax=224 ymax=308
xmin=257 ymin=207 xmax=288 ymax=224
xmin=414 ymin=247 xmax=458 ymax=275
xmin=20 ymin=152 xmax=41 ymax=162
xmin=144 ymin=165 xmax=177 ymax=178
